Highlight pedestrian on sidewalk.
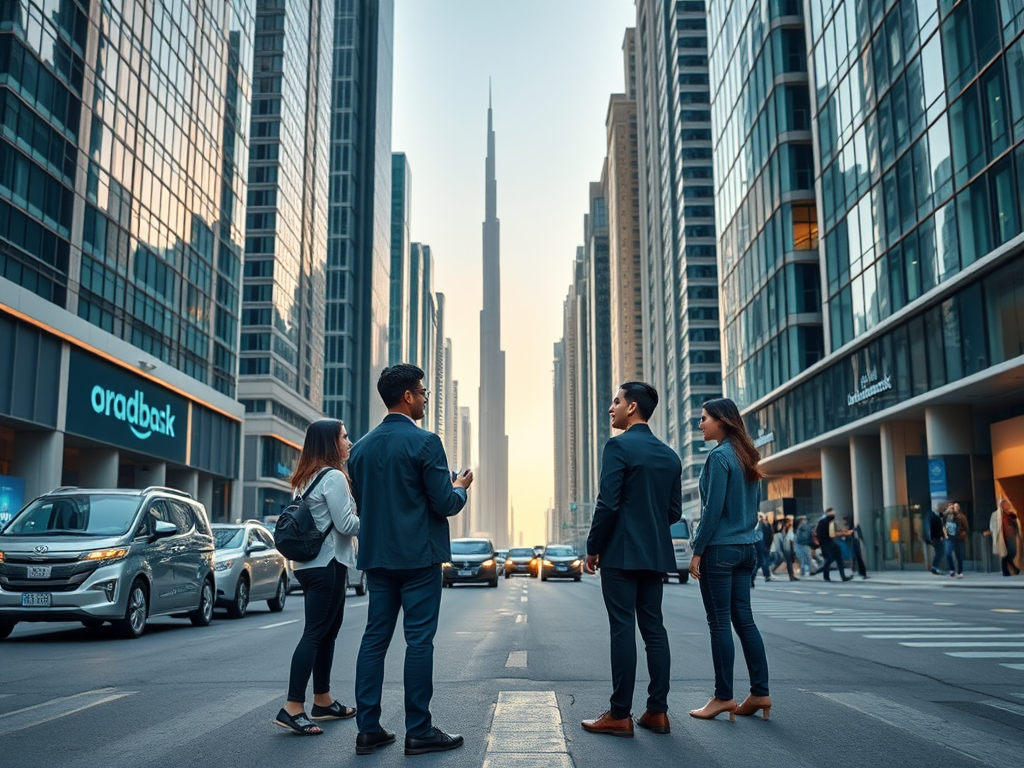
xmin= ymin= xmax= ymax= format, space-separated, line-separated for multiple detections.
xmin=347 ymin=364 xmax=473 ymax=756
xmin=753 ymin=513 xmax=774 ymax=585
xmin=987 ymin=498 xmax=1024 ymax=576
xmin=274 ymin=419 xmax=361 ymax=736
xmin=926 ymin=504 xmax=946 ymax=575
xmin=943 ymin=502 xmax=969 ymax=579
xmin=582 ymin=382 xmax=681 ymax=739
xmin=843 ymin=516 xmax=868 ymax=579
xmin=816 ymin=508 xmax=852 ymax=582
xmin=781 ymin=519 xmax=799 ymax=581
xmin=688 ymin=397 xmax=771 ymax=723
xmin=795 ymin=516 xmax=817 ymax=576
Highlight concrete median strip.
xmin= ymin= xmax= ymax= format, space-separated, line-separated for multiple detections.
xmin=482 ymin=691 xmax=573 ymax=768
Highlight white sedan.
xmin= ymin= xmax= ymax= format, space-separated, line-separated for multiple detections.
xmin=212 ymin=523 xmax=288 ymax=619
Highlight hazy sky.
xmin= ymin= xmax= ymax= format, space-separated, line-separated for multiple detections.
xmin=392 ymin=1 xmax=636 ymax=545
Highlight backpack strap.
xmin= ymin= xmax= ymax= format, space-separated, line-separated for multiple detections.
xmin=297 ymin=467 xmax=335 ymax=501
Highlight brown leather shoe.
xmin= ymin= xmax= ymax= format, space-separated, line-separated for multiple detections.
xmin=635 ymin=710 xmax=670 ymax=734
xmin=581 ymin=711 xmax=634 ymax=737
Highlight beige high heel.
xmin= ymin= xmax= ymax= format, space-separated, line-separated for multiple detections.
xmin=734 ymin=694 xmax=772 ymax=720
xmin=688 ymin=698 xmax=737 ymax=721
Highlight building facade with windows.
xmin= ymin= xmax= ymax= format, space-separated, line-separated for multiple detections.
xmin=0 ymin=0 xmax=251 ymax=520
xmin=389 ymin=152 xmax=411 ymax=366
xmin=238 ymin=0 xmax=334 ymax=522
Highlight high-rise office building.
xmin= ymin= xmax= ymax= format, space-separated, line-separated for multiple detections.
xmin=431 ymin=292 xmax=446 ymax=438
xmin=479 ymin=93 xmax=510 ymax=548
xmin=713 ymin=0 xmax=1024 ymax=571
xmin=389 ymin=152 xmax=411 ymax=366
xmin=458 ymin=405 xmax=473 ymax=537
xmin=238 ymin=0 xmax=334 ymax=520
xmin=0 ymin=0 xmax=251 ymax=519
xmin=584 ymin=183 xmax=612 ymax=498
xmin=635 ymin=0 xmax=722 ymax=515
xmin=408 ymin=242 xmax=425 ymax=369
xmin=552 ymin=339 xmax=571 ymax=539
xmin=323 ymin=0 xmax=394 ymax=438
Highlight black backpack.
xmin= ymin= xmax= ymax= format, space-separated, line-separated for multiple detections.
xmin=273 ymin=468 xmax=335 ymax=562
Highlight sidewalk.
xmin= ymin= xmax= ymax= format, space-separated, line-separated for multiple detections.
xmin=812 ymin=569 xmax=1024 ymax=589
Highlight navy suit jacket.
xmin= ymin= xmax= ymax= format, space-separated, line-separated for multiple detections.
xmin=586 ymin=423 xmax=682 ymax=571
xmin=348 ymin=414 xmax=467 ymax=570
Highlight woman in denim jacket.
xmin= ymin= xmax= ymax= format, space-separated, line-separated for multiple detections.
xmin=688 ymin=398 xmax=771 ymax=722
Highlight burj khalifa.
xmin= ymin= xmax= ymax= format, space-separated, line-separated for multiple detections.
xmin=478 ymin=89 xmax=509 ymax=548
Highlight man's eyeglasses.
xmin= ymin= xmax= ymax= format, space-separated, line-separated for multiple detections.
xmin=412 ymin=388 xmax=430 ymax=397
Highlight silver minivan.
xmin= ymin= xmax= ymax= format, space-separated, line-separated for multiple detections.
xmin=0 ymin=486 xmax=216 ymax=640
xmin=667 ymin=517 xmax=694 ymax=583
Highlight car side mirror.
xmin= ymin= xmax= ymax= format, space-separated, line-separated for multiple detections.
xmin=248 ymin=541 xmax=269 ymax=554
xmin=152 ymin=520 xmax=177 ymax=540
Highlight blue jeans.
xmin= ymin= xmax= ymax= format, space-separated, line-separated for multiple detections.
xmin=929 ymin=539 xmax=945 ymax=571
xmin=753 ymin=540 xmax=772 ymax=581
xmin=698 ymin=544 xmax=770 ymax=701
xmin=355 ymin=565 xmax=442 ymax=737
xmin=945 ymin=539 xmax=965 ymax=575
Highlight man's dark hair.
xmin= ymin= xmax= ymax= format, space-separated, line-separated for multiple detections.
xmin=619 ymin=381 xmax=658 ymax=421
xmin=377 ymin=364 xmax=425 ymax=408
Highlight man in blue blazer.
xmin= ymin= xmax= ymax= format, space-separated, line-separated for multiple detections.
xmin=582 ymin=382 xmax=682 ymax=738
xmin=347 ymin=364 xmax=473 ymax=756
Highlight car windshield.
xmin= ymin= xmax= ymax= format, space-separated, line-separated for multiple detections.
xmin=451 ymin=540 xmax=491 ymax=555
xmin=214 ymin=527 xmax=245 ymax=549
xmin=508 ymin=548 xmax=534 ymax=558
xmin=1 ymin=495 xmax=142 ymax=537
xmin=545 ymin=546 xmax=574 ymax=557
xmin=670 ymin=521 xmax=691 ymax=538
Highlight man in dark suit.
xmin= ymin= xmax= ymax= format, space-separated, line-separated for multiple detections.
xmin=582 ymin=381 xmax=682 ymax=738
xmin=347 ymin=364 xmax=473 ymax=756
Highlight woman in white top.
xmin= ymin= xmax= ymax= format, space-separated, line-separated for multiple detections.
xmin=274 ymin=419 xmax=360 ymax=736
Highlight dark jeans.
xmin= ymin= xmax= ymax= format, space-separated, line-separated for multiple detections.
xmin=929 ymin=538 xmax=945 ymax=571
xmin=355 ymin=565 xmax=442 ymax=738
xmin=753 ymin=540 xmax=772 ymax=581
xmin=782 ymin=549 xmax=796 ymax=579
xmin=945 ymin=538 xmax=965 ymax=574
xmin=698 ymin=544 xmax=770 ymax=701
xmin=288 ymin=559 xmax=347 ymax=703
xmin=600 ymin=568 xmax=671 ymax=719
xmin=1002 ymin=537 xmax=1019 ymax=576
xmin=820 ymin=542 xmax=847 ymax=580
xmin=852 ymin=541 xmax=867 ymax=577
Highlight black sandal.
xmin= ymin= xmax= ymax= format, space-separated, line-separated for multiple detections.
xmin=274 ymin=708 xmax=324 ymax=735
xmin=311 ymin=700 xmax=357 ymax=721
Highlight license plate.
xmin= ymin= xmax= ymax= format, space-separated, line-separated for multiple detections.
xmin=21 ymin=593 xmax=51 ymax=607
xmin=27 ymin=566 xmax=51 ymax=579
xmin=556 ymin=565 xmax=567 ymax=570
xmin=458 ymin=569 xmax=474 ymax=576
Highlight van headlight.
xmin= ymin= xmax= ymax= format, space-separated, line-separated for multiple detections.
xmin=80 ymin=548 xmax=129 ymax=563
xmin=572 ymin=559 xmax=582 ymax=567
xmin=442 ymin=562 xmax=452 ymax=569
xmin=482 ymin=559 xmax=495 ymax=567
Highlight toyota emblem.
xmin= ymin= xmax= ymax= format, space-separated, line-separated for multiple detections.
xmin=33 ymin=545 xmax=49 ymax=554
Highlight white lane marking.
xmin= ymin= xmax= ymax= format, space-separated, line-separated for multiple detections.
xmin=515 ymin=614 xmax=527 ymax=624
xmin=521 ymin=596 xmax=528 ymax=602
xmin=1003 ymin=665 xmax=1024 ymax=671
xmin=866 ymin=633 xmax=1023 ymax=640
xmin=485 ymin=691 xmax=570 ymax=768
xmin=900 ymin=642 xmax=1024 ymax=648
xmin=0 ymin=688 xmax=137 ymax=737
xmin=885 ymin=598 xmax=903 ymax=602
xmin=259 ymin=619 xmax=300 ymax=630
xmin=827 ymin=626 xmax=977 ymax=633
xmin=980 ymin=699 xmax=1024 ymax=718
xmin=993 ymin=609 xmax=1022 ymax=613
xmin=946 ymin=651 xmax=1024 ymax=658
xmin=505 ymin=651 xmax=528 ymax=668
xmin=799 ymin=618 xmax=945 ymax=623
xmin=814 ymin=691 xmax=1019 ymax=765
xmin=934 ymin=602 xmax=956 ymax=606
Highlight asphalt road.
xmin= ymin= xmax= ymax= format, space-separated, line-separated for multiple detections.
xmin=2 ymin=573 xmax=1023 ymax=768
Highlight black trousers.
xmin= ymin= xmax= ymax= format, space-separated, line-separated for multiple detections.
xmin=820 ymin=542 xmax=848 ymax=579
xmin=600 ymin=567 xmax=670 ymax=719
xmin=288 ymin=559 xmax=347 ymax=703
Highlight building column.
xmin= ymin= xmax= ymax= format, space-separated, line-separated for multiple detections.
xmin=79 ymin=448 xmax=119 ymax=488
xmin=820 ymin=445 xmax=852 ymax=517
xmin=197 ymin=474 xmax=215 ymax=518
xmin=879 ymin=421 xmax=924 ymax=507
xmin=166 ymin=468 xmax=199 ymax=499
xmin=12 ymin=431 xmax=64 ymax=500
xmin=850 ymin=435 xmax=883 ymax=570
xmin=134 ymin=462 xmax=166 ymax=489
xmin=925 ymin=405 xmax=973 ymax=455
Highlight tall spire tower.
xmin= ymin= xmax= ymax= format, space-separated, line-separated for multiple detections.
xmin=479 ymin=86 xmax=509 ymax=548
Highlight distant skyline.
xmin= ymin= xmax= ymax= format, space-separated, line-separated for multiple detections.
xmin=392 ymin=1 xmax=636 ymax=546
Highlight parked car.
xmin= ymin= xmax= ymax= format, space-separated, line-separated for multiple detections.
xmin=0 ymin=486 xmax=216 ymax=640
xmin=212 ymin=523 xmax=288 ymax=618
xmin=540 ymin=544 xmax=583 ymax=581
xmin=504 ymin=547 xmax=539 ymax=578
xmin=442 ymin=538 xmax=498 ymax=587
xmin=495 ymin=550 xmax=508 ymax=575
xmin=667 ymin=518 xmax=693 ymax=583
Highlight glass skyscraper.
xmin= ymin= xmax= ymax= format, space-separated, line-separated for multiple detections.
xmin=389 ymin=151 xmax=411 ymax=365
xmin=323 ymin=0 xmax=394 ymax=438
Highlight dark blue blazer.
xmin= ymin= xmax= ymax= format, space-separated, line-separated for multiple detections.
xmin=348 ymin=414 xmax=467 ymax=570
xmin=586 ymin=423 xmax=682 ymax=571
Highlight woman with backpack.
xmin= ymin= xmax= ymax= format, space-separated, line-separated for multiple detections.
xmin=942 ymin=502 xmax=969 ymax=579
xmin=274 ymin=419 xmax=361 ymax=735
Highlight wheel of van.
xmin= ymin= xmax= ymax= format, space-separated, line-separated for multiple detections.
xmin=190 ymin=578 xmax=214 ymax=626
xmin=541 ymin=574 xmax=548 ymax=582
xmin=227 ymin=575 xmax=249 ymax=619
xmin=504 ymin=571 xmax=510 ymax=579
xmin=678 ymin=571 xmax=690 ymax=584
xmin=267 ymin=575 xmax=287 ymax=612
xmin=0 ymin=620 xmax=17 ymax=640
xmin=116 ymin=580 xmax=149 ymax=639
xmin=354 ymin=572 xmax=367 ymax=596
xmin=489 ymin=578 xmax=498 ymax=588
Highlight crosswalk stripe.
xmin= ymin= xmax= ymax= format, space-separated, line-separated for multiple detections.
xmin=946 ymin=651 xmax=1024 ymax=659
xmin=813 ymin=691 xmax=1020 ymax=765
xmin=865 ymin=633 xmax=1023 ymax=640
xmin=484 ymin=691 xmax=571 ymax=768
xmin=0 ymin=689 xmax=137 ymax=737
xmin=1002 ymin=665 xmax=1024 ymax=671
xmin=505 ymin=651 xmax=527 ymax=668
xmin=899 ymin=642 xmax=1024 ymax=648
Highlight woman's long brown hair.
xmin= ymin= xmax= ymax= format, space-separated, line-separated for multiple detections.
xmin=291 ymin=419 xmax=349 ymax=491
xmin=703 ymin=397 xmax=765 ymax=482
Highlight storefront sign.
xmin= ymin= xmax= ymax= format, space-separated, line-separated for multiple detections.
xmin=65 ymin=350 xmax=188 ymax=464
xmin=753 ymin=427 xmax=775 ymax=448
xmin=928 ymin=458 xmax=948 ymax=499
xmin=0 ymin=475 xmax=25 ymax=529
xmin=847 ymin=367 xmax=893 ymax=406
